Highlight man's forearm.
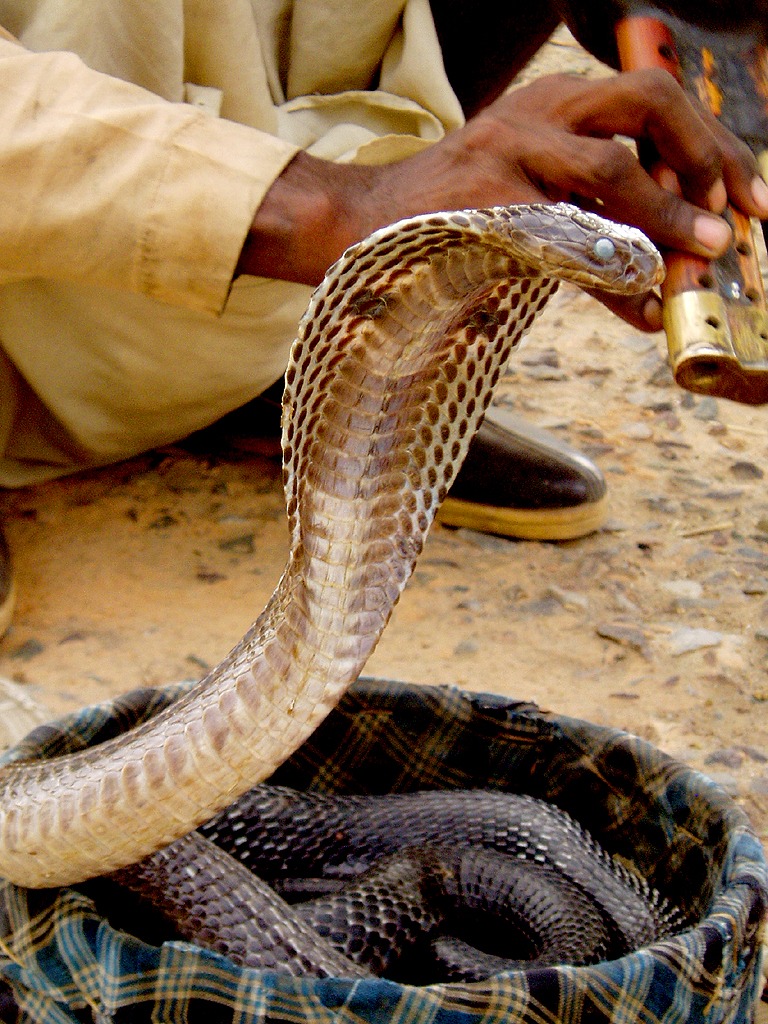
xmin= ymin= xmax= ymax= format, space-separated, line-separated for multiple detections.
xmin=235 ymin=152 xmax=381 ymax=286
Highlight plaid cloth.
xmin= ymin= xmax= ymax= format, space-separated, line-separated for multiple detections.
xmin=0 ymin=677 xmax=765 ymax=1024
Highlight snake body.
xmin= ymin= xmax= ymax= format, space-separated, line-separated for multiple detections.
xmin=0 ymin=203 xmax=663 ymax=894
xmin=98 ymin=785 xmax=681 ymax=982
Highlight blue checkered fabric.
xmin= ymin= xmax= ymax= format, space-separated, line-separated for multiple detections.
xmin=0 ymin=677 xmax=765 ymax=1024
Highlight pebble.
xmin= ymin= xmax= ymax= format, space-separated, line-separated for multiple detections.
xmin=454 ymin=639 xmax=479 ymax=657
xmin=692 ymin=396 xmax=719 ymax=421
xmin=516 ymin=596 xmax=560 ymax=617
xmin=740 ymin=745 xmax=768 ymax=763
xmin=625 ymin=388 xmax=658 ymax=407
xmin=743 ymin=576 xmax=768 ymax=595
xmin=656 ymin=448 xmax=678 ymax=462
xmin=646 ymin=496 xmax=677 ymax=515
xmin=596 ymin=622 xmax=651 ymax=658
xmin=546 ymin=585 xmax=589 ymax=611
xmin=667 ymin=627 xmax=724 ymax=656
xmin=521 ymin=348 xmax=559 ymax=367
xmin=523 ymin=365 xmax=568 ymax=381
xmin=610 ymin=590 xmax=642 ymax=615
xmin=620 ymin=422 xmax=654 ymax=440
xmin=704 ymin=489 xmax=743 ymax=501
xmin=492 ymin=394 xmax=516 ymax=411
xmin=655 ymin=436 xmax=690 ymax=450
xmin=535 ymin=416 xmax=572 ymax=431
xmin=673 ymin=471 xmax=711 ymax=489
xmin=704 ymin=747 xmax=744 ymax=770
xmin=10 ymin=639 xmax=45 ymax=661
xmin=661 ymin=579 xmax=703 ymax=600
xmin=618 ymin=334 xmax=657 ymax=354
xmin=735 ymin=547 xmax=768 ymax=565
xmin=717 ymin=636 xmax=748 ymax=672
xmin=673 ymin=599 xmax=720 ymax=615
xmin=575 ymin=363 xmax=611 ymax=378
xmin=656 ymin=411 xmax=681 ymax=427
xmin=59 ymin=631 xmax=88 ymax=644
xmin=218 ymin=532 xmax=255 ymax=554
xmin=582 ymin=442 xmax=615 ymax=458
xmin=148 ymin=512 xmax=178 ymax=529
xmin=646 ymin=363 xmax=675 ymax=387
xmin=196 ymin=569 xmax=226 ymax=584
xmin=730 ymin=461 xmax=764 ymax=481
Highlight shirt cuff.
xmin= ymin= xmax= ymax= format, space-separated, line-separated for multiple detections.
xmin=139 ymin=112 xmax=299 ymax=315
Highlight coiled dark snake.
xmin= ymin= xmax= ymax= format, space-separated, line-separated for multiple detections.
xmin=0 ymin=203 xmax=666 ymax=978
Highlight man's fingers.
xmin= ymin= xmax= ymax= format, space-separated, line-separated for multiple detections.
xmin=557 ymin=70 xmax=725 ymax=200
xmin=702 ymin=110 xmax=768 ymax=218
xmin=508 ymin=71 xmax=768 ymax=221
xmin=523 ymin=132 xmax=734 ymax=259
xmin=585 ymin=286 xmax=665 ymax=333
xmin=593 ymin=153 xmax=735 ymax=258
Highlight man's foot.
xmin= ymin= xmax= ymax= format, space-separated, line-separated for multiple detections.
xmin=0 ymin=528 xmax=15 ymax=639
xmin=437 ymin=411 xmax=607 ymax=541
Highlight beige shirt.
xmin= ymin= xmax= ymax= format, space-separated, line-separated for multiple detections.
xmin=0 ymin=0 xmax=464 ymax=485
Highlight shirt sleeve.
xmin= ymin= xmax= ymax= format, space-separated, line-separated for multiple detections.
xmin=0 ymin=29 xmax=299 ymax=315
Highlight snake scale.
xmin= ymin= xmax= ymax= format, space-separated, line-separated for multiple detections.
xmin=0 ymin=203 xmax=666 ymax=976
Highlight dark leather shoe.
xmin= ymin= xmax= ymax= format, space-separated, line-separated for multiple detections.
xmin=438 ymin=411 xmax=607 ymax=540
xmin=0 ymin=528 xmax=15 ymax=639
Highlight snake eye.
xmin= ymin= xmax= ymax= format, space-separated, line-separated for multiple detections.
xmin=592 ymin=237 xmax=616 ymax=263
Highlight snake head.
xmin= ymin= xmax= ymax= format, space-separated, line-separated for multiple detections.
xmin=494 ymin=203 xmax=665 ymax=296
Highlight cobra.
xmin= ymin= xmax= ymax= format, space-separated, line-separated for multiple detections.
xmin=102 ymin=782 xmax=684 ymax=981
xmin=0 ymin=203 xmax=663 ymax=889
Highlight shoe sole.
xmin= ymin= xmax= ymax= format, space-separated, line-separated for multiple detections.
xmin=437 ymin=493 xmax=609 ymax=541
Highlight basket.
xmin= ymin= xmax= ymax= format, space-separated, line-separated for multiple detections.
xmin=0 ymin=677 xmax=765 ymax=1024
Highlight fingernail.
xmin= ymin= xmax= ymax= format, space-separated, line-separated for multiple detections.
xmin=706 ymin=178 xmax=727 ymax=213
xmin=643 ymin=295 xmax=664 ymax=331
xmin=751 ymin=175 xmax=768 ymax=215
xmin=694 ymin=215 xmax=731 ymax=254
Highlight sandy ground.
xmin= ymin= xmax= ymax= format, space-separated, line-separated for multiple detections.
xmin=0 ymin=27 xmax=765 ymax=1013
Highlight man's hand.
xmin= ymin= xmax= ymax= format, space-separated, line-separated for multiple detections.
xmin=237 ymin=68 xmax=768 ymax=330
